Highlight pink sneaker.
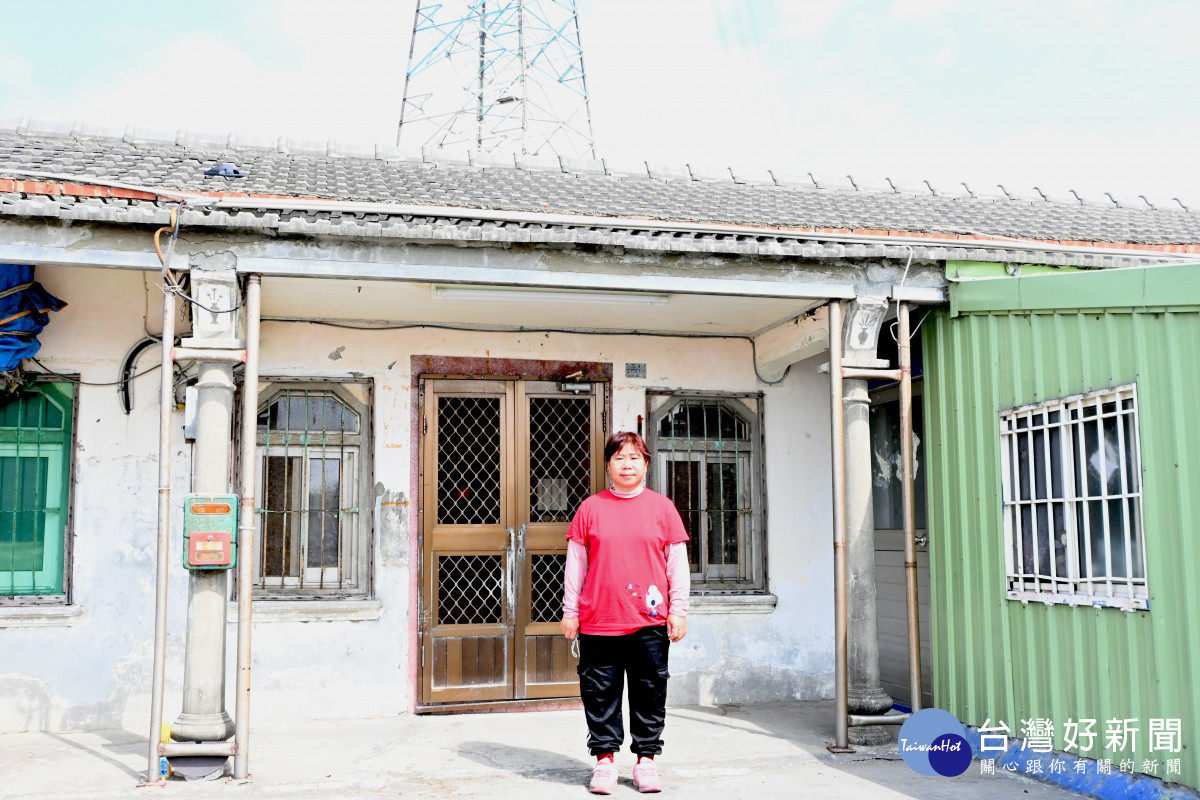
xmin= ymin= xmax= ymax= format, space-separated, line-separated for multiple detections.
xmin=589 ymin=758 xmax=618 ymax=795
xmin=633 ymin=758 xmax=662 ymax=793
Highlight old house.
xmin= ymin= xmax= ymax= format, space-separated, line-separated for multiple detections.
xmin=1 ymin=121 xmax=1197 ymax=788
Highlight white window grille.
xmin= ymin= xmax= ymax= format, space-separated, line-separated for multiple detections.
xmin=999 ymin=384 xmax=1147 ymax=610
xmin=254 ymin=382 xmax=370 ymax=597
xmin=647 ymin=392 xmax=766 ymax=592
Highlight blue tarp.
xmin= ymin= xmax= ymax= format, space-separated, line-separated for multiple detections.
xmin=0 ymin=264 xmax=67 ymax=372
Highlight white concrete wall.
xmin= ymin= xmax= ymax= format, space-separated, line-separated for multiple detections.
xmin=0 ymin=265 xmax=835 ymax=732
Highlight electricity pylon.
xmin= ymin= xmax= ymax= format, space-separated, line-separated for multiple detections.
xmin=397 ymin=0 xmax=596 ymax=159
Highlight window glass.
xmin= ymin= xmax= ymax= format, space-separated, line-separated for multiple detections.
xmin=650 ymin=395 xmax=764 ymax=592
xmin=254 ymin=384 xmax=367 ymax=597
xmin=1000 ymin=385 xmax=1146 ymax=610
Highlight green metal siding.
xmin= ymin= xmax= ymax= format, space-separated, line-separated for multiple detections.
xmin=925 ymin=299 xmax=1200 ymax=788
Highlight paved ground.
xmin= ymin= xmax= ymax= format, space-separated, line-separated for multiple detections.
xmin=0 ymin=700 xmax=1083 ymax=800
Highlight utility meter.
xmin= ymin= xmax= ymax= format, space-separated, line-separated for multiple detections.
xmin=182 ymin=494 xmax=239 ymax=570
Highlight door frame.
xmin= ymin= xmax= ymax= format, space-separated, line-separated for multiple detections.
xmin=408 ymin=356 xmax=613 ymax=712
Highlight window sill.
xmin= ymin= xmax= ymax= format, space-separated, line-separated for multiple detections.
xmin=1006 ymin=590 xmax=1147 ymax=612
xmin=225 ymin=598 xmax=383 ymax=623
xmin=687 ymin=593 xmax=778 ymax=615
xmin=0 ymin=604 xmax=83 ymax=628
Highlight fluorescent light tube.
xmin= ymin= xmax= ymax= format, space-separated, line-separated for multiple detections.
xmin=430 ymin=285 xmax=670 ymax=305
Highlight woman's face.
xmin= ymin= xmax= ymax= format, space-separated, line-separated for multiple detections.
xmin=608 ymin=442 xmax=648 ymax=492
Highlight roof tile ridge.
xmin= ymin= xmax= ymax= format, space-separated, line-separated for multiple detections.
xmin=2 ymin=117 xmax=1194 ymax=212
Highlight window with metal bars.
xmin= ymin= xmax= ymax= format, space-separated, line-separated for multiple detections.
xmin=0 ymin=381 xmax=73 ymax=602
xmin=999 ymin=385 xmax=1148 ymax=610
xmin=254 ymin=382 xmax=369 ymax=597
xmin=647 ymin=393 xmax=765 ymax=592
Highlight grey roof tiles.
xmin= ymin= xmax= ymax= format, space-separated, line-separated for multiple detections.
xmin=1 ymin=125 xmax=1198 ymax=271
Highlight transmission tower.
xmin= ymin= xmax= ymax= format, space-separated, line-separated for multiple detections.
xmin=397 ymin=0 xmax=596 ymax=159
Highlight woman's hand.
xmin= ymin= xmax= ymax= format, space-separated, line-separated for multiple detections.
xmin=667 ymin=614 xmax=687 ymax=642
xmin=561 ymin=617 xmax=580 ymax=640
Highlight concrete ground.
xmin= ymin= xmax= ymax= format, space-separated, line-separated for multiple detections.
xmin=0 ymin=701 xmax=1083 ymax=800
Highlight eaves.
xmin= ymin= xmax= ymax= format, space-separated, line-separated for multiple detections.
xmin=0 ymin=191 xmax=1182 ymax=272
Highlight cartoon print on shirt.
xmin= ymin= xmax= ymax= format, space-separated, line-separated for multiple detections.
xmin=645 ymin=585 xmax=663 ymax=618
xmin=625 ymin=582 xmax=665 ymax=618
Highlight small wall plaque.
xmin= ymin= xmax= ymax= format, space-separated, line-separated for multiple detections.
xmin=625 ymin=363 xmax=647 ymax=379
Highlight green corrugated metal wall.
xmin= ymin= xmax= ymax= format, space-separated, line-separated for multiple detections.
xmin=924 ymin=276 xmax=1200 ymax=788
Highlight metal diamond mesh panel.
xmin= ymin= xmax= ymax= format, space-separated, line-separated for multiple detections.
xmin=528 ymin=398 xmax=591 ymax=523
xmin=438 ymin=555 xmax=503 ymax=624
xmin=437 ymin=396 xmax=501 ymax=525
xmin=530 ymin=553 xmax=566 ymax=623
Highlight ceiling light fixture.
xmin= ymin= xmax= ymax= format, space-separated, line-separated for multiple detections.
xmin=430 ymin=285 xmax=670 ymax=306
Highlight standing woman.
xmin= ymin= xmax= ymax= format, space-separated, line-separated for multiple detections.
xmin=562 ymin=431 xmax=690 ymax=794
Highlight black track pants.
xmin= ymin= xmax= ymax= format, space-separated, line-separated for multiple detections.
xmin=577 ymin=625 xmax=671 ymax=757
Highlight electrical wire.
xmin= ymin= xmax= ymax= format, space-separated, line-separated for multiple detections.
xmin=263 ymin=316 xmax=797 ymax=385
xmin=31 ymin=357 xmax=161 ymax=386
xmin=166 ymin=284 xmax=246 ymax=315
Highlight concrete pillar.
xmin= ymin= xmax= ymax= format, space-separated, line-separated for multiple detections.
xmin=841 ymin=296 xmax=894 ymax=745
xmin=172 ymin=264 xmax=240 ymax=743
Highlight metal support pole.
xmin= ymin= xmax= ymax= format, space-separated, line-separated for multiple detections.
xmin=828 ymin=300 xmax=852 ymax=753
xmin=147 ymin=275 xmax=176 ymax=782
xmin=898 ymin=302 xmax=923 ymax=712
xmin=232 ymin=276 xmax=261 ymax=779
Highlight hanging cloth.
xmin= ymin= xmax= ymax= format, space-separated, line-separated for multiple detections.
xmin=0 ymin=264 xmax=67 ymax=372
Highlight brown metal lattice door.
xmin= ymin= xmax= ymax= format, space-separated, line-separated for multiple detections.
xmin=421 ymin=378 xmax=603 ymax=705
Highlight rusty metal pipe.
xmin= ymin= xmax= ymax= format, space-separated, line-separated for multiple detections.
xmin=828 ymin=300 xmax=850 ymax=752
xmin=898 ymin=302 xmax=923 ymax=712
xmin=233 ymin=275 xmax=261 ymax=780
xmin=148 ymin=264 xmax=178 ymax=782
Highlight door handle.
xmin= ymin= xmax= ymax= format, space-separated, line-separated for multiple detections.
xmin=517 ymin=523 xmax=527 ymax=558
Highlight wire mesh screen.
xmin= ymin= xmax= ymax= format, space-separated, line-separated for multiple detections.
xmin=656 ymin=399 xmax=756 ymax=587
xmin=530 ymin=553 xmax=566 ymax=622
xmin=528 ymin=397 xmax=591 ymax=523
xmin=438 ymin=554 xmax=504 ymax=624
xmin=437 ymin=396 xmax=502 ymax=525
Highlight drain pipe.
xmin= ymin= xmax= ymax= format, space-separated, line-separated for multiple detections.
xmin=147 ymin=236 xmax=179 ymax=782
xmin=233 ymin=275 xmax=261 ymax=780
xmin=898 ymin=303 xmax=922 ymax=712
xmin=828 ymin=300 xmax=851 ymax=753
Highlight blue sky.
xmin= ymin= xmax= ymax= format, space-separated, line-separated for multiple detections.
xmin=2 ymin=0 xmax=1196 ymax=206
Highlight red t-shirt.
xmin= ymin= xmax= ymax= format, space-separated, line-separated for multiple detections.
xmin=566 ymin=489 xmax=689 ymax=635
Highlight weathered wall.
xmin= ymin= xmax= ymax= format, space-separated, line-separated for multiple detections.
xmin=0 ymin=265 xmax=836 ymax=732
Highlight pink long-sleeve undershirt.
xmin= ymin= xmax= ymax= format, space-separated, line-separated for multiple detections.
xmin=562 ymin=539 xmax=690 ymax=619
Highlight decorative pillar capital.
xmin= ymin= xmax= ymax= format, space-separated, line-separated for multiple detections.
xmin=842 ymin=296 xmax=890 ymax=368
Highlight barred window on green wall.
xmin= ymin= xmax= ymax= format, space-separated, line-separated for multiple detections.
xmin=647 ymin=392 xmax=766 ymax=593
xmin=254 ymin=381 xmax=371 ymax=598
xmin=999 ymin=384 xmax=1147 ymax=610
xmin=0 ymin=381 xmax=74 ymax=601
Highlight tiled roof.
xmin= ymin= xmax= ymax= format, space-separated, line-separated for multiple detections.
xmin=2 ymin=123 xmax=1199 ymax=269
